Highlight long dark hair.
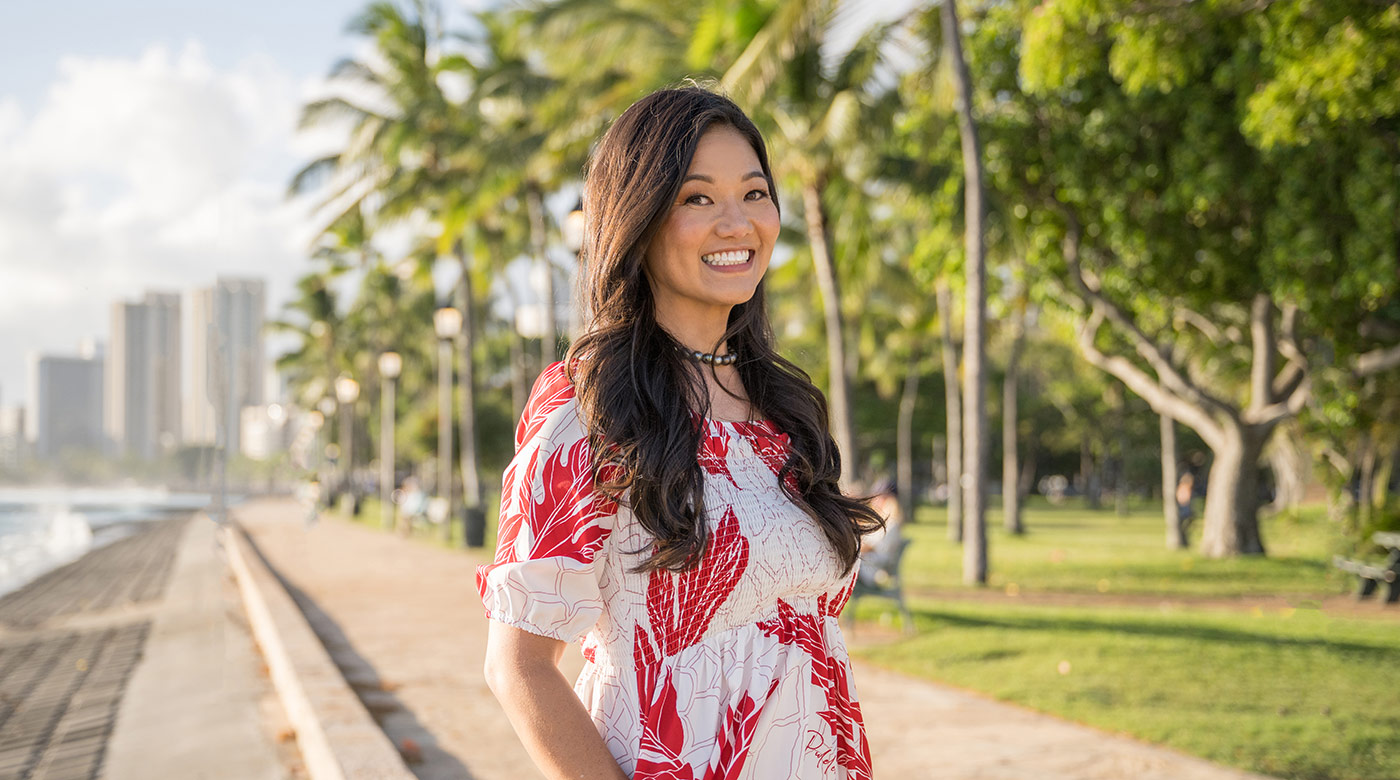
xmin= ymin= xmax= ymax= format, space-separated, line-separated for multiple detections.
xmin=565 ymin=85 xmax=882 ymax=574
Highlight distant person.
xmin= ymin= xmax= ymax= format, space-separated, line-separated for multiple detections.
xmin=1176 ymin=471 xmax=1196 ymax=541
xmin=477 ymin=87 xmax=884 ymax=779
xmin=397 ymin=476 xmax=428 ymax=534
xmin=859 ymin=479 xmax=904 ymax=587
xmin=297 ymin=479 xmax=320 ymax=528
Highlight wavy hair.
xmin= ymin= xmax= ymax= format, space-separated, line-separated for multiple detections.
xmin=564 ymin=86 xmax=882 ymax=573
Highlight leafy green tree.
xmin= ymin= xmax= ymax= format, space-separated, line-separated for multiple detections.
xmin=970 ymin=0 xmax=1399 ymax=556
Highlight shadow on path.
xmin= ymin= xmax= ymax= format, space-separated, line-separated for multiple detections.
xmin=244 ymin=536 xmax=476 ymax=780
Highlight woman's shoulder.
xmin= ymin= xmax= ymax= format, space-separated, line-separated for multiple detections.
xmin=516 ymin=361 xmax=583 ymax=450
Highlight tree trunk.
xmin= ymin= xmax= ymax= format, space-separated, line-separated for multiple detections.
xmin=944 ymin=0 xmax=988 ymax=585
xmin=1081 ymin=436 xmax=1102 ymax=510
xmin=1375 ymin=444 xmax=1395 ymax=509
xmin=526 ymin=185 xmax=557 ymax=367
xmin=936 ymin=279 xmax=963 ymax=542
xmin=1002 ymin=303 xmax=1025 ymax=534
xmin=1199 ymin=421 xmax=1269 ymax=557
xmin=455 ymin=247 xmax=482 ymax=515
xmin=509 ymin=326 xmax=527 ymax=424
xmin=801 ymin=182 xmax=857 ymax=489
xmin=897 ymin=345 xmax=920 ymax=526
xmin=1115 ymin=388 xmax=1129 ymax=517
xmin=1018 ymin=447 xmax=1038 ymax=503
xmin=1358 ymin=433 xmax=1378 ymax=528
xmin=1161 ymin=412 xmax=1186 ymax=549
xmin=1265 ymin=421 xmax=1308 ymax=515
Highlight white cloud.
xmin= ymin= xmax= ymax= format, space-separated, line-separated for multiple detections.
xmin=0 ymin=40 xmax=322 ymax=406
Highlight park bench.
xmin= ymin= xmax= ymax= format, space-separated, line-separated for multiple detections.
xmin=1333 ymin=531 xmax=1400 ymax=604
xmin=845 ymin=537 xmax=915 ymax=635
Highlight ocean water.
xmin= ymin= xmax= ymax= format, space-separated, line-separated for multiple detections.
xmin=0 ymin=487 xmax=214 ymax=598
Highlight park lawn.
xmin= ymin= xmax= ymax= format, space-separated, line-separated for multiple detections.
xmin=849 ymin=599 xmax=1400 ymax=780
xmin=902 ymin=500 xmax=1349 ymax=599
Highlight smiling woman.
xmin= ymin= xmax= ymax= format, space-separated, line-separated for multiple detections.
xmin=644 ymin=124 xmax=780 ymax=336
xmin=477 ymin=86 xmax=884 ymax=780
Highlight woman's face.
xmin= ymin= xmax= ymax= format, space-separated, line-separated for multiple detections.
xmin=643 ymin=124 xmax=780 ymax=326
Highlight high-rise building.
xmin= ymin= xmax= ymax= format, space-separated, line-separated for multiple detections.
xmin=184 ymin=287 xmax=216 ymax=445
xmin=185 ymin=277 xmax=266 ymax=454
xmin=107 ymin=291 xmax=182 ymax=459
xmin=0 ymin=404 xmax=25 ymax=471
xmin=31 ymin=351 xmax=105 ymax=459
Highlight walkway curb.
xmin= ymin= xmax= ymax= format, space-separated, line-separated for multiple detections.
xmin=223 ymin=521 xmax=416 ymax=780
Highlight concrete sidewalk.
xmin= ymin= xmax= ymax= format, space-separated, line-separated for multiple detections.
xmin=0 ymin=513 xmax=296 ymax=780
xmin=237 ymin=496 xmax=1272 ymax=780
xmin=105 ymin=514 xmax=295 ymax=780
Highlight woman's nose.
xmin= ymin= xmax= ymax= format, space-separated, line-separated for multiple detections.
xmin=715 ymin=199 xmax=755 ymax=238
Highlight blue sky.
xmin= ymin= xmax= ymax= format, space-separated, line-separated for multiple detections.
xmin=0 ymin=0 xmax=910 ymax=411
xmin=0 ymin=0 xmax=428 ymax=409
xmin=1 ymin=1 xmax=373 ymax=109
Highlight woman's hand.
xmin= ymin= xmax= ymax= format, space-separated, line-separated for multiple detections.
xmin=483 ymin=621 xmax=630 ymax=780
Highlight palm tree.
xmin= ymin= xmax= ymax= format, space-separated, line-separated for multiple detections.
xmin=938 ymin=0 xmax=990 ymax=585
xmin=291 ymin=0 xmax=500 ymax=537
xmin=718 ymin=1 xmax=906 ymax=489
xmin=269 ymin=271 xmax=347 ymax=410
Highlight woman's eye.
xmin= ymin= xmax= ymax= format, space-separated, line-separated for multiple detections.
xmin=746 ymin=189 xmax=770 ymax=201
xmin=685 ymin=193 xmax=712 ymax=205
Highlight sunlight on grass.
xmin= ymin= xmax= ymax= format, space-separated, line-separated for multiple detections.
xmin=851 ymin=600 xmax=1400 ymax=780
xmin=902 ymin=499 xmax=1350 ymax=598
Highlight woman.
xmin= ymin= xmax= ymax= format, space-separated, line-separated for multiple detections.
xmin=478 ymin=86 xmax=883 ymax=780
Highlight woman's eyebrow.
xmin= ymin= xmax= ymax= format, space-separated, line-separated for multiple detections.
xmin=681 ymin=171 xmax=767 ymax=184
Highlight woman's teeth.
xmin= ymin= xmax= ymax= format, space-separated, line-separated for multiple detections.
xmin=702 ymin=250 xmax=750 ymax=266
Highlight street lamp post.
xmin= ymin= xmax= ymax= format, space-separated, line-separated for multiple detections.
xmin=317 ymin=397 xmax=336 ymax=508
xmin=378 ymin=351 xmax=402 ymax=531
xmin=564 ymin=199 xmax=586 ymax=340
xmin=434 ymin=306 xmax=462 ymax=543
xmin=335 ymin=375 xmax=360 ymax=514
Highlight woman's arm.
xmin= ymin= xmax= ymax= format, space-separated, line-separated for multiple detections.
xmin=483 ymin=621 xmax=629 ymax=780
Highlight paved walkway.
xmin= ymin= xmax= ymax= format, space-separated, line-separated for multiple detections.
xmin=237 ymin=496 xmax=1272 ymax=780
xmin=0 ymin=513 xmax=295 ymax=780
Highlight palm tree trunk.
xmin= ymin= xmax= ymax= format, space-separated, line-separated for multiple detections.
xmin=936 ymin=279 xmax=962 ymax=542
xmin=501 ymin=269 xmax=528 ymax=423
xmin=1003 ymin=300 xmax=1026 ymax=534
xmin=527 ymin=185 xmax=557 ymax=367
xmin=455 ymin=244 xmax=484 ymax=547
xmin=897 ymin=345 xmax=920 ymax=525
xmin=801 ymin=181 xmax=857 ymax=489
xmin=943 ymin=0 xmax=988 ymax=585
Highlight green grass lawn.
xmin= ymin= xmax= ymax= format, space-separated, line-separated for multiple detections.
xmin=901 ymin=499 xmax=1352 ymax=599
xmin=849 ymin=599 xmax=1400 ymax=780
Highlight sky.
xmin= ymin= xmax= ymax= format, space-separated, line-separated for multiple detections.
xmin=0 ymin=0 xmax=913 ymax=410
xmin=0 ymin=0 xmax=424 ymax=409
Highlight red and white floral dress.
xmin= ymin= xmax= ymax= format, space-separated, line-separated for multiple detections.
xmin=478 ymin=361 xmax=872 ymax=780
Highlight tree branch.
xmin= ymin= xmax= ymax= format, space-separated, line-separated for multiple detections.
xmin=1272 ymin=302 xmax=1308 ymax=400
xmin=1173 ymin=305 xmax=1225 ymax=345
xmin=1078 ymin=310 xmax=1225 ymax=449
xmin=1061 ymin=221 xmax=1232 ymax=417
xmin=1249 ymin=293 xmax=1277 ymax=412
xmin=1355 ymin=342 xmax=1400 ymax=377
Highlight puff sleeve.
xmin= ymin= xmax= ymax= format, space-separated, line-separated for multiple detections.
xmin=476 ymin=361 xmax=616 ymax=643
